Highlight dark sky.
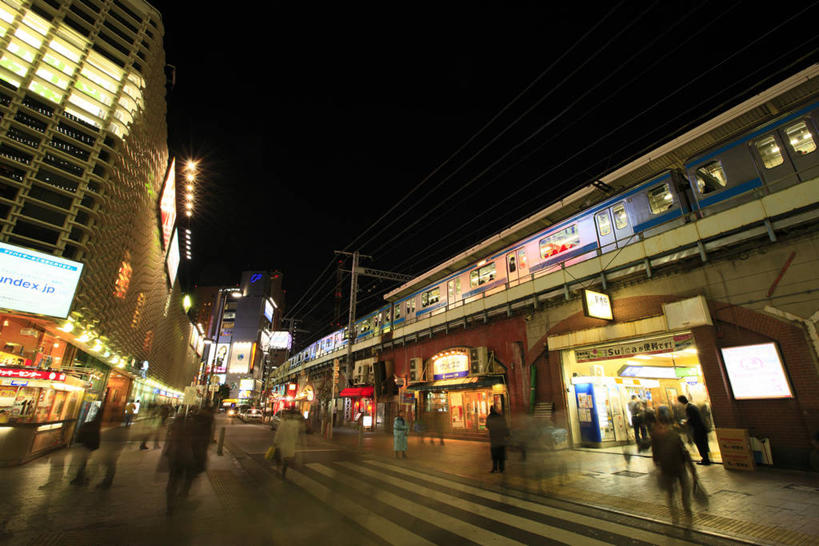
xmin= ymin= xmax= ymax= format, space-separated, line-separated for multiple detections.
xmin=156 ymin=1 xmax=818 ymax=345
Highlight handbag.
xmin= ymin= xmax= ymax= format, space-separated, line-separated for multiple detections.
xmin=264 ymin=445 xmax=277 ymax=462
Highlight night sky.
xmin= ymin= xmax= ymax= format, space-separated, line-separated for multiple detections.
xmin=156 ymin=2 xmax=818 ymax=346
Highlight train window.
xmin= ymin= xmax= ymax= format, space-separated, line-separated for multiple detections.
xmin=754 ymin=135 xmax=784 ymax=168
xmin=694 ymin=162 xmax=727 ymax=195
xmin=613 ymin=204 xmax=628 ymax=229
xmin=539 ymin=224 xmax=580 ymax=259
xmin=421 ymin=287 xmax=440 ymax=307
xmin=470 ymin=262 xmax=496 ymax=287
xmin=785 ymin=121 xmax=816 ymax=155
xmin=394 ymin=304 xmax=401 ymax=320
xmin=518 ymin=249 xmax=528 ymax=269
xmin=508 ymin=254 xmax=517 ymax=273
xmin=647 ymin=183 xmax=675 ymax=212
xmin=407 ymin=298 xmax=415 ymax=315
xmin=595 ymin=211 xmax=611 ymax=236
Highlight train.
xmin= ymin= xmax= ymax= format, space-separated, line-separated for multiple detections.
xmin=285 ymin=65 xmax=819 ymax=372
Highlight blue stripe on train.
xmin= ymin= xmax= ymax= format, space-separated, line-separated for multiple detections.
xmin=632 ymin=208 xmax=683 ymax=233
xmin=696 ymin=177 xmax=762 ymax=209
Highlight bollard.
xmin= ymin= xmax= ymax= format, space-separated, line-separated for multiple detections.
xmin=217 ymin=426 xmax=226 ymax=456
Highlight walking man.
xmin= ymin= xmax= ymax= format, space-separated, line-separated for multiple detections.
xmin=678 ymin=395 xmax=711 ymax=465
xmin=486 ymin=406 xmax=509 ymax=473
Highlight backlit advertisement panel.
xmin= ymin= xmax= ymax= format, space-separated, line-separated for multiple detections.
xmin=209 ymin=342 xmax=230 ymax=374
xmin=0 ymin=242 xmax=84 ymax=319
xmin=267 ymin=331 xmax=292 ymax=350
xmin=159 ymin=158 xmax=176 ymax=251
xmin=721 ymin=343 xmax=793 ymax=400
xmin=228 ymin=342 xmax=253 ymax=374
xmin=165 ymin=228 xmax=180 ymax=286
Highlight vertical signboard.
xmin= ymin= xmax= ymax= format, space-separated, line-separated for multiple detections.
xmin=159 ymin=158 xmax=177 ymax=251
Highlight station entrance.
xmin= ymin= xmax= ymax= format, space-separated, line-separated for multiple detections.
xmin=561 ymin=332 xmax=721 ymax=462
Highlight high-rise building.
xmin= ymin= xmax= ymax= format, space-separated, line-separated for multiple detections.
xmin=0 ymin=0 xmax=198 ymax=446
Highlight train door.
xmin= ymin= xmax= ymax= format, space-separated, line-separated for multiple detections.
xmin=780 ymin=119 xmax=818 ymax=182
xmin=749 ymin=131 xmax=795 ymax=191
xmin=506 ymin=252 xmax=519 ymax=284
xmin=447 ymin=278 xmax=462 ymax=307
xmin=611 ymin=202 xmax=634 ymax=248
xmin=594 ymin=209 xmax=616 ymax=253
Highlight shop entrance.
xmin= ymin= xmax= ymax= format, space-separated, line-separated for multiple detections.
xmin=562 ymin=333 xmax=721 ymax=462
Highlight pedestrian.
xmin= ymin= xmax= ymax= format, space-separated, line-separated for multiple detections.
xmin=164 ymin=413 xmax=195 ymax=515
xmin=678 ymin=395 xmax=711 ymax=465
xmin=393 ymin=411 xmax=409 ymax=458
xmin=651 ymin=406 xmax=694 ymax=519
xmin=628 ymin=395 xmax=647 ymax=445
xmin=273 ymin=409 xmax=302 ymax=478
xmin=123 ymin=400 xmax=136 ymax=427
xmin=190 ymin=405 xmax=214 ymax=475
xmin=486 ymin=406 xmax=509 ymax=473
xmin=70 ymin=412 xmax=101 ymax=486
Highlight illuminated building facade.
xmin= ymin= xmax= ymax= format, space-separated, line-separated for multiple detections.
xmin=0 ymin=0 xmax=197 ymax=410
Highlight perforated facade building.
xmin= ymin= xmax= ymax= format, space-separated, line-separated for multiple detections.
xmin=0 ymin=0 xmax=198 ymax=391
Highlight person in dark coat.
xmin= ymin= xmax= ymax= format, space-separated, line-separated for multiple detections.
xmin=652 ymin=406 xmax=694 ymax=517
xmin=164 ymin=414 xmax=195 ymax=514
xmin=70 ymin=412 xmax=102 ymax=485
xmin=486 ymin=406 xmax=510 ymax=473
xmin=678 ymin=395 xmax=711 ymax=465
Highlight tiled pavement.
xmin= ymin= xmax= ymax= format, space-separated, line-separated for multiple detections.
xmin=0 ymin=423 xmax=272 ymax=545
xmin=325 ymin=428 xmax=819 ymax=545
xmin=2 ymin=420 xmax=818 ymax=545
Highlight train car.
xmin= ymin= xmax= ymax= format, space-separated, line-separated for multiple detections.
xmin=284 ymin=66 xmax=819 ymax=371
xmin=684 ymin=100 xmax=819 ymax=216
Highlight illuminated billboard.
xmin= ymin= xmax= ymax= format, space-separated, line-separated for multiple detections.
xmin=721 ymin=343 xmax=794 ymax=400
xmin=264 ymin=299 xmax=274 ymax=322
xmin=267 ymin=331 xmax=292 ymax=350
xmin=0 ymin=241 xmax=84 ymax=319
xmin=228 ymin=341 xmax=254 ymax=374
xmin=159 ymin=158 xmax=177 ymax=251
xmin=165 ymin=228 xmax=180 ymax=286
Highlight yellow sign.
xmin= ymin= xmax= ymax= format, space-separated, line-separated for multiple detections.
xmin=716 ymin=428 xmax=755 ymax=471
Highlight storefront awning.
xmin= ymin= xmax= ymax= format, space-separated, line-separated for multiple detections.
xmin=404 ymin=375 xmax=505 ymax=392
xmin=339 ymin=386 xmax=374 ymax=398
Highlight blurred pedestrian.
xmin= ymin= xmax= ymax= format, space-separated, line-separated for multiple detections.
xmin=393 ymin=411 xmax=409 ymax=458
xmin=273 ymin=409 xmax=302 ymax=478
xmin=140 ymin=405 xmax=162 ymax=450
xmin=70 ymin=412 xmax=101 ymax=486
xmin=486 ymin=406 xmax=510 ymax=473
xmin=190 ymin=405 xmax=214 ymax=475
xmin=628 ymin=395 xmax=648 ymax=445
xmin=95 ymin=432 xmax=125 ymax=489
xmin=652 ymin=406 xmax=694 ymax=518
xmin=164 ymin=414 xmax=195 ymax=515
xmin=123 ymin=401 xmax=136 ymax=427
xmin=678 ymin=395 xmax=711 ymax=465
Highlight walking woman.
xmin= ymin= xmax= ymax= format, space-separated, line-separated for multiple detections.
xmin=393 ymin=411 xmax=409 ymax=458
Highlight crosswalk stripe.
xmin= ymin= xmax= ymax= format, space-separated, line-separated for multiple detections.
xmin=364 ymin=459 xmax=696 ymax=546
xmin=285 ymin=466 xmax=434 ymax=546
xmin=308 ymin=463 xmax=526 ymax=546
xmin=336 ymin=461 xmax=608 ymax=546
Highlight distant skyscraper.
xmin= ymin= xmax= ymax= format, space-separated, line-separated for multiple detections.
xmin=0 ymin=1 xmax=198 ymax=397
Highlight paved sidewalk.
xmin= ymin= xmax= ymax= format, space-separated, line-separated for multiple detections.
xmin=0 ymin=423 xmax=270 ymax=545
xmin=323 ymin=427 xmax=819 ymax=545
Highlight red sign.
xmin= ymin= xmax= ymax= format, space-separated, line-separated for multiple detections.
xmin=0 ymin=368 xmax=66 ymax=381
